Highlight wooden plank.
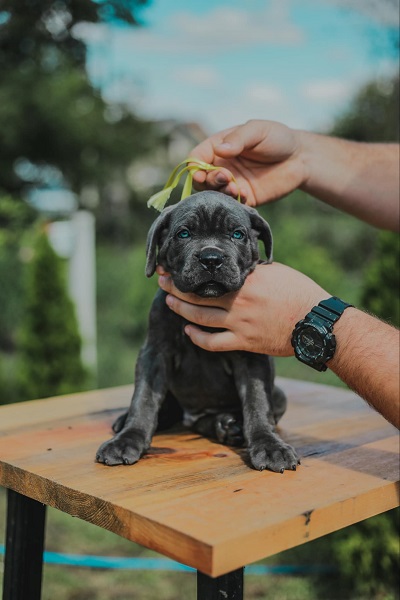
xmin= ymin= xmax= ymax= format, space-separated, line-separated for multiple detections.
xmin=0 ymin=378 xmax=398 ymax=576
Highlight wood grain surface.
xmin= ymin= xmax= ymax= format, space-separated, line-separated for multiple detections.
xmin=0 ymin=378 xmax=398 ymax=576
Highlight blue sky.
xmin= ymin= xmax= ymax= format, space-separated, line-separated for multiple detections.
xmin=74 ymin=0 xmax=399 ymax=134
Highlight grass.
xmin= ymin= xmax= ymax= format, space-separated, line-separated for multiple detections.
xmin=1 ymin=488 xmax=398 ymax=600
xmin=1 ymin=216 xmax=396 ymax=599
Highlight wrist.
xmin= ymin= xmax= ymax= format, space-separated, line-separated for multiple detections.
xmin=293 ymin=129 xmax=315 ymax=192
xmin=291 ymin=296 xmax=354 ymax=371
xmin=327 ymin=306 xmax=359 ymax=371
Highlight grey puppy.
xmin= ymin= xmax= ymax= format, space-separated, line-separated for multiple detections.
xmin=96 ymin=191 xmax=299 ymax=473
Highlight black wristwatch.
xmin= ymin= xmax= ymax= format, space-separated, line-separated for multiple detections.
xmin=291 ymin=297 xmax=353 ymax=372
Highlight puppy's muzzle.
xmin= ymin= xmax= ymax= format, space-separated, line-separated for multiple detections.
xmin=199 ymin=246 xmax=224 ymax=274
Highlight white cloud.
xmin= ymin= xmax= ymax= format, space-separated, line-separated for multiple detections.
xmin=73 ymin=1 xmax=399 ymax=136
xmin=171 ymin=2 xmax=305 ymax=49
xmin=73 ymin=2 xmax=305 ymax=56
xmin=73 ymin=22 xmax=109 ymax=43
xmin=301 ymin=80 xmax=353 ymax=102
xmin=172 ymin=66 xmax=220 ymax=88
xmin=327 ymin=0 xmax=400 ymax=26
xmin=246 ymin=83 xmax=285 ymax=104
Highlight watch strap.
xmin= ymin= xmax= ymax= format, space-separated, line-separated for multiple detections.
xmin=309 ymin=296 xmax=353 ymax=329
xmin=291 ymin=296 xmax=354 ymax=372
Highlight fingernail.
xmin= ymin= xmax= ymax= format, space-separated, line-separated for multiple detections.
xmin=159 ymin=275 xmax=167 ymax=287
xmin=166 ymin=295 xmax=174 ymax=308
xmin=184 ymin=325 xmax=191 ymax=336
xmin=216 ymin=142 xmax=232 ymax=151
xmin=215 ymin=173 xmax=228 ymax=185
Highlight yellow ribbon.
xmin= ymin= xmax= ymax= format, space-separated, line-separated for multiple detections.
xmin=147 ymin=158 xmax=241 ymax=211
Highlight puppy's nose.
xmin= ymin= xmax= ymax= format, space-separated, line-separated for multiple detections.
xmin=199 ymin=247 xmax=224 ymax=272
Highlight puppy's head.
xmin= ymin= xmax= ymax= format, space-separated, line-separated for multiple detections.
xmin=146 ymin=191 xmax=273 ymax=298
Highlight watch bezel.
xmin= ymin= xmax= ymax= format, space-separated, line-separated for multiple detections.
xmin=291 ymin=319 xmax=337 ymax=371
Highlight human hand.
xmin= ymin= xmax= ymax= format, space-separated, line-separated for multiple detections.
xmin=157 ymin=263 xmax=330 ymax=356
xmin=190 ymin=120 xmax=309 ymax=207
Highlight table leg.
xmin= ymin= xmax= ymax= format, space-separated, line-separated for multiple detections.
xmin=197 ymin=567 xmax=244 ymax=600
xmin=3 ymin=489 xmax=47 ymax=600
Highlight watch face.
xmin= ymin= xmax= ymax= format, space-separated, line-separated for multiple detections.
xmin=298 ymin=326 xmax=325 ymax=359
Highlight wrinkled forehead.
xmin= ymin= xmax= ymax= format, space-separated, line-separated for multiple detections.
xmin=171 ymin=192 xmax=250 ymax=232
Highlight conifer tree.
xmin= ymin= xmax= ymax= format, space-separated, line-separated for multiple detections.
xmin=19 ymin=229 xmax=86 ymax=400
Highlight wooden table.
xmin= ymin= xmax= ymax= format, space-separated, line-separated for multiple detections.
xmin=0 ymin=378 xmax=398 ymax=600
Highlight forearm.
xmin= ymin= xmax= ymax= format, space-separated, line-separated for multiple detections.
xmin=328 ymin=308 xmax=400 ymax=428
xmin=298 ymin=132 xmax=400 ymax=231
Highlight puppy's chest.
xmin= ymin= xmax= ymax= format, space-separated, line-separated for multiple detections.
xmin=169 ymin=342 xmax=239 ymax=409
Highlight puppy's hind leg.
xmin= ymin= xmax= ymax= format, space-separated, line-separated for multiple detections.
xmin=112 ymin=411 xmax=127 ymax=433
xmin=191 ymin=413 xmax=244 ymax=447
xmin=157 ymin=392 xmax=184 ymax=431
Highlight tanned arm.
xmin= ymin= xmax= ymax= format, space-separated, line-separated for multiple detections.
xmin=329 ymin=308 xmax=400 ymax=428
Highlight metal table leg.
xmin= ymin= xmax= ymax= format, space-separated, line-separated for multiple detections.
xmin=3 ymin=489 xmax=47 ymax=600
xmin=197 ymin=567 xmax=244 ymax=600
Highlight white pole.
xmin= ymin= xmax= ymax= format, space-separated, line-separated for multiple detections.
xmin=68 ymin=211 xmax=97 ymax=378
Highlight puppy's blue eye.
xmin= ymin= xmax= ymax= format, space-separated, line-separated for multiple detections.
xmin=232 ymin=230 xmax=244 ymax=240
xmin=177 ymin=229 xmax=191 ymax=239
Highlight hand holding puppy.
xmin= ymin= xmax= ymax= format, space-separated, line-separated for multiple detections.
xmin=158 ymin=262 xmax=330 ymax=357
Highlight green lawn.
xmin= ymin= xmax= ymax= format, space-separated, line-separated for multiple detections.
xmin=0 ymin=219 xmax=397 ymax=599
xmin=1 ymin=488 xmax=398 ymax=599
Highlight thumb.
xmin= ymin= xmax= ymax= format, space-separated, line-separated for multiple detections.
xmin=214 ymin=120 xmax=264 ymax=157
xmin=214 ymin=130 xmax=245 ymax=157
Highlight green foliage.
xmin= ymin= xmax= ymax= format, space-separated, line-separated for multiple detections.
xmin=0 ymin=194 xmax=36 ymax=247
xmin=0 ymin=0 xmax=147 ymax=72
xmin=18 ymin=230 xmax=87 ymax=401
xmin=330 ymin=510 xmax=400 ymax=597
xmin=361 ymin=231 xmax=400 ymax=326
xmin=268 ymin=509 xmax=400 ymax=599
xmin=0 ymin=57 xmax=155 ymax=194
xmin=260 ymin=191 xmax=369 ymax=303
xmin=332 ymin=76 xmax=399 ymax=142
xmin=96 ymin=243 xmax=159 ymax=388
xmin=0 ymin=195 xmax=37 ymax=353
xmin=0 ymin=0 xmax=155 ymax=196
xmin=330 ymin=75 xmax=400 ymax=326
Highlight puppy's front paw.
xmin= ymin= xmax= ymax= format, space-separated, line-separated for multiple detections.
xmin=96 ymin=430 xmax=147 ymax=466
xmin=248 ymin=435 xmax=299 ymax=473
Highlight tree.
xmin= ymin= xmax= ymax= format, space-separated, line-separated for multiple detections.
xmin=332 ymin=76 xmax=399 ymax=143
xmin=0 ymin=0 xmax=147 ymax=72
xmin=312 ymin=73 xmax=400 ymax=598
xmin=331 ymin=74 xmax=399 ymax=324
xmin=0 ymin=195 xmax=37 ymax=352
xmin=18 ymin=229 xmax=87 ymax=401
xmin=0 ymin=0 xmax=155 ymax=195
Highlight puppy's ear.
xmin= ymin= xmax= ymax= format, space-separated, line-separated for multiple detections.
xmin=247 ymin=207 xmax=273 ymax=263
xmin=145 ymin=206 xmax=175 ymax=277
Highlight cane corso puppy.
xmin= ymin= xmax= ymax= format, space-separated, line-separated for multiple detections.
xmin=96 ymin=191 xmax=299 ymax=473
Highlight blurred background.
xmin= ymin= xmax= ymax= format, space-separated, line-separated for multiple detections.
xmin=0 ymin=0 xmax=399 ymax=598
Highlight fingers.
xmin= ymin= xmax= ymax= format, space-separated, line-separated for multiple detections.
xmin=156 ymin=265 xmax=168 ymax=276
xmin=158 ymin=275 xmax=233 ymax=308
xmin=190 ymin=126 xmax=236 ymax=164
xmin=192 ymin=164 xmax=234 ymax=188
xmin=214 ymin=120 xmax=271 ymax=157
xmin=165 ymin=294 xmax=228 ymax=329
xmin=159 ymin=277 xmax=239 ymax=351
xmin=184 ymin=325 xmax=239 ymax=352
xmin=192 ymin=172 xmax=244 ymax=202
xmin=190 ymin=126 xmax=243 ymax=196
